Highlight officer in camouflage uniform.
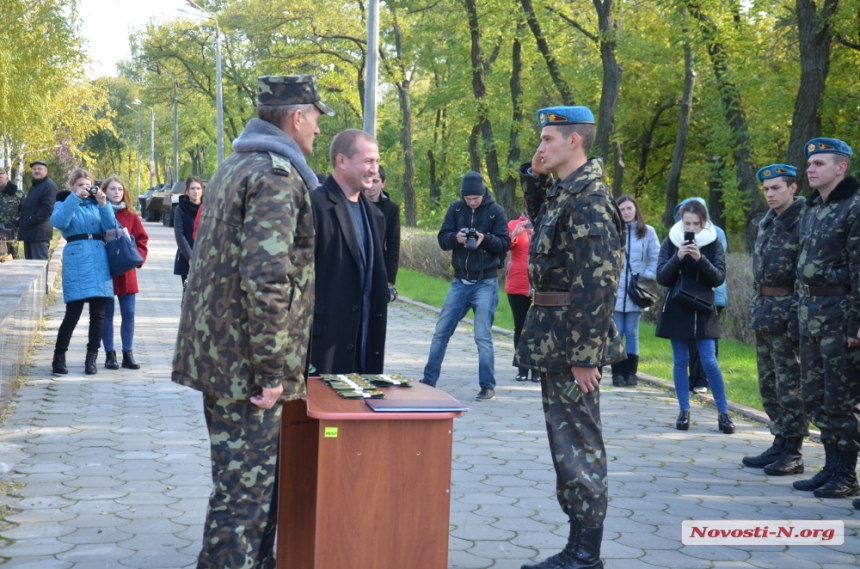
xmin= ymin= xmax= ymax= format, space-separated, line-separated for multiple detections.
xmin=743 ymin=164 xmax=807 ymax=475
xmin=172 ymin=75 xmax=333 ymax=568
xmin=0 ymin=167 xmax=23 ymax=258
xmin=791 ymin=137 xmax=860 ymax=501
xmin=517 ymin=106 xmax=625 ymax=569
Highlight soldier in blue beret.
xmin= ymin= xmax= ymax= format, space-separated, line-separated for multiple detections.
xmin=742 ymin=163 xmax=808 ymax=476
xmin=792 ymin=137 xmax=860 ymax=506
xmin=517 ymin=106 xmax=625 ymax=569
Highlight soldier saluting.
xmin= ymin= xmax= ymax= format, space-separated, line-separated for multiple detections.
xmin=742 ymin=164 xmax=807 ymax=475
xmin=792 ymin=138 xmax=860 ymax=502
xmin=517 ymin=106 xmax=625 ymax=569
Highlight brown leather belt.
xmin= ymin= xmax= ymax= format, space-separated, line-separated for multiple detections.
xmin=802 ymin=285 xmax=850 ymax=296
xmin=757 ymin=285 xmax=794 ymax=297
xmin=531 ymin=291 xmax=570 ymax=307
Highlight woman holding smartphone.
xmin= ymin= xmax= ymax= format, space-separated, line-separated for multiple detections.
xmin=655 ymin=199 xmax=733 ymax=434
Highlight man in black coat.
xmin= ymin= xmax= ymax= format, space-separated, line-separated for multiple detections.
xmin=310 ymin=129 xmax=389 ymax=374
xmin=364 ymin=165 xmax=401 ymax=288
xmin=19 ymin=160 xmax=58 ymax=260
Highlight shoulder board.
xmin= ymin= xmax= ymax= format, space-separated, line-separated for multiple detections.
xmin=268 ymin=152 xmax=293 ymax=176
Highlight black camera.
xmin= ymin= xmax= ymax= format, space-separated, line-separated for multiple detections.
xmin=87 ymin=185 xmax=98 ymax=196
xmin=464 ymin=228 xmax=478 ymax=250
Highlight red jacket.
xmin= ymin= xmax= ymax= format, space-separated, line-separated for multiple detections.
xmin=111 ymin=207 xmax=149 ymax=296
xmin=505 ymin=214 xmax=533 ymax=296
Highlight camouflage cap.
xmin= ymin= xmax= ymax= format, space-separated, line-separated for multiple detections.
xmin=257 ymin=75 xmax=335 ymax=116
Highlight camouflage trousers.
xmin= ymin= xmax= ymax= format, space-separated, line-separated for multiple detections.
xmin=755 ymin=331 xmax=807 ymax=438
xmin=799 ymin=334 xmax=860 ymax=451
xmin=199 ymin=395 xmax=282 ymax=569
xmin=540 ymin=372 xmax=607 ymax=526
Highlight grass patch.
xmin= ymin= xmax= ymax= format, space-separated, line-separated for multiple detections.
xmin=397 ymin=268 xmax=763 ymax=412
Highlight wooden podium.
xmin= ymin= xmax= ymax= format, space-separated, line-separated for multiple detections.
xmin=277 ymin=378 xmax=466 ymax=569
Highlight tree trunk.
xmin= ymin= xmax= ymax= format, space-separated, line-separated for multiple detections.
xmin=518 ymin=0 xmax=574 ymax=104
xmin=593 ymin=0 xmax=622 ymax=164
xmin=391 ymin=18 xmax=418 ymax=227
xmin=663 ymin=14 xmax=696 ymax=229
xmin=428 ymin=149 xmax=440 ymax=202
xmin=468 ymin=124 xmax=482 ymax=173
xmin=635 ymin=101 xmax=675 ymax=197
xmin=502 ymin=23 xmax=524 ymax=218
xmin=464 ymin=0 xmax=514 ymax=215
xmin=685 ymin=0 xmax=765 ymax=252
xmin=708 ymin=156 xmax=726 ymax=229
xmin=786 ymin=0 xmax=838 ymax=193
xmin=612 ymin=140 xmax=625 ymax=198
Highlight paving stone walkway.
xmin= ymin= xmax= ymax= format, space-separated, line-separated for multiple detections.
xmin=0 ymin=222 xmax=857 ymax=568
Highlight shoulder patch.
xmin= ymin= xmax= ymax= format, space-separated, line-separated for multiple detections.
xmin=269 ymin=152 xmax=293 ymax=176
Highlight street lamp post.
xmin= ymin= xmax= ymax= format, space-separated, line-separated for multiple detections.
xmin=183 ymin=1 xmax=224 ymax=166
xmin=148 ymin=106 xmax=155 ymax=188
xmin=363 ymin=0 xmax=380 ymax=137
xmin=125 ymin=104 xmax=142 ymax=201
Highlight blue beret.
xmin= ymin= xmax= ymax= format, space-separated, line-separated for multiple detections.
xmin=757 ymin=164 xmax=797 ymax=182
xmin=537 ymin=106 xmax=595 ymax=127
xmin=804 ymin=137 xmax=853 ymax=159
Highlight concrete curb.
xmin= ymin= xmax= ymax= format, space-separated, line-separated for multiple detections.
xmin=398 ymin=294 xmax=813 ymax=435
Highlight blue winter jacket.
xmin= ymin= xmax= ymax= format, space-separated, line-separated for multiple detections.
xmin=50 ymin=192 xmax=116 ymax=303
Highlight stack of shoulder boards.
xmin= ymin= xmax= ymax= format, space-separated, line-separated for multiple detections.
xmin=321 ymin=374 xmax=386 ymax=399
xmin=362 ymin=373 xmax=414 ymax=388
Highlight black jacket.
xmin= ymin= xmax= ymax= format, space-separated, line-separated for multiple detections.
xmin=173 ymin=195 xmax=200 ymax=277
xmin=371 ymin=191 xmax=401 ymax=284
xmin=19 ymin=176 xmax=58 ymax=242
xmin=438 ymin=191 xmax=511 ymax=282
xmin=655 ymin=235 xmax=725 ymax=340
xmin=310 ymin=177 xmax=389 ymax=374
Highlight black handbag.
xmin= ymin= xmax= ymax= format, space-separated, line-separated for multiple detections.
xmin=671 ymin=274 xmax=715 ymax=313
xmin=624 ymin=245 xmax=659 ymax=308
xmin=104 ymin=221 xmax=143 ymax=277
xmin=628 ymin=273 xmax=660 ymax=308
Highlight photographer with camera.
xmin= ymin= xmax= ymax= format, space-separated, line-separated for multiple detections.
xmin=420 ymin=172 xmax=510 ymax=400
xmin=50 ymin=168 xmax=116 ymax=376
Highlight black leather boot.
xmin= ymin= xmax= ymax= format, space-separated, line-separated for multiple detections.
xmin=84 ymin=350 xmax=98 ymax=375
xmin=611 ymin=357 xmax=628 ymax=387
xmin=521 ymin=523 xmax=603 ymax=569
xmin=742 ymin=435 xmax=785 ymax=468
xmin=52 ymin=351 xmax=68 ymax=375
xmin=676 ymin=410 xmax=690 ymax=431
xmin=763 ymin=437 xmax=804 ymax=475
xmin=122 ymin=351 xmax=140 ymax=370
xmin=794 ymin=442 xmax=838 ymax=491
xmin=625 ymin=354 xmax=639 ymax=386
xmin=104 ymin=351 xmax=119 ymax=370
xmin=813 ymin=448 xmax=860 ymax=498
xmin=718 ymin=412 xmax=735 ymax=434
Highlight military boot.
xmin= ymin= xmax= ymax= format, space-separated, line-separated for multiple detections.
xmin=521 ymin=523 xmax=603 ymax=569
xmin=104 ymin=351 xmax=119 ymax=370
xmin=793 ymin=442 xmax=838 ymax=491
xmin=625 ymin=354 xmax=639 ymax=386
xmin=52 ymin=351 xmax=68 ymax=375
xmin=742 ymin=435 xmax=785 ymax=468
xmin=763 ymin=437 xmax=803 ymax=476
xmin=611 ymin=358 xmax=628 ymax=387
xmin=813 ymin=448 xmax=860 ymax=498
xmin=84 ymin=350 xmax=98 ymax=375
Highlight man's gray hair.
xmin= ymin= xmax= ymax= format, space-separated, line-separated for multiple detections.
xmin=257 ymin=103 xmax=315 ymax=129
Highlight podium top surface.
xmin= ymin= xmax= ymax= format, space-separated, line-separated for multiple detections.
xmin=304 ymin=377 xmax=467 ymax=421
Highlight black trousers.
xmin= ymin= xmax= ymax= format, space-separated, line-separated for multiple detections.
xmin=507 ymin=293 xmax=531 ymax=372
xmin=55 ymin=297 xmax=107 ymax=354
xmin=23 ymin=240 xmax=49 ymax=260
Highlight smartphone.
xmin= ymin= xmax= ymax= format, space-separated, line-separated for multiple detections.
xmin=684 ymin=231 xmax=695 ymax=244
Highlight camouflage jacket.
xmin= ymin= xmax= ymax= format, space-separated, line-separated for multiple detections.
xmin=746 ymin=196 xmax=805 ymax=333
xmin=795 ymin=177 xmax=860 ymax=338
xmin=172 ymin=122 xmax=315 ymax=402
xmin=0 ymin=183 xmax=23 ymax=239
xmin=516 ymin=158 xmax=625 ymax=372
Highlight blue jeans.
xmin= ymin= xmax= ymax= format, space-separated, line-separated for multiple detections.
xmin=103 ymin=294 xmax=136 ymax=353
xmin=423 ymin=279 xmax=499 ymax=390
xmin=612 ymin=311 xmax=641 ymax=355
xmin=670 ymin=338 xmax=728 ymax=413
